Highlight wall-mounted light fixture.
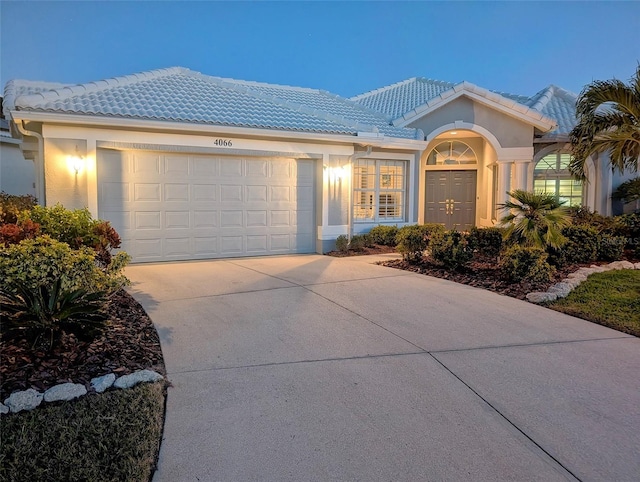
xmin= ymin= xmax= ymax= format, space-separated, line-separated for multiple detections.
xmin=67 ymin=146 xmax=84 ymax=174
xmin=325 ymin=165 xmax=348 ymax=182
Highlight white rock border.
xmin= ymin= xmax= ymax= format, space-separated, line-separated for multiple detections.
xmin=1 ymin=369 xmax=164 ymax=415
xmin=527 ymin=261 xmax=639 ymax=303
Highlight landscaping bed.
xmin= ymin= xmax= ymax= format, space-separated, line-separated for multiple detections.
xmin=379 ymin=255 xmax=589 ymax=300
xmin=0 ymin=289 xmax=165 ymax=400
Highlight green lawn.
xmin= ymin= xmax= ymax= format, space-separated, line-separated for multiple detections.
xmin=0 ymin=381 xmax=165 ymax=482
xmin=549 ymin=269 xmax=640 ymax=337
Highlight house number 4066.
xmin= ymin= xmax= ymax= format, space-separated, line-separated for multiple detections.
xmin=213 ymin=139 xmax=233 ymax=147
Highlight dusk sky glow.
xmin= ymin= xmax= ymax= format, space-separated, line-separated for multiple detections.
xmin=1 ymin=1 xmax=639 ymax=99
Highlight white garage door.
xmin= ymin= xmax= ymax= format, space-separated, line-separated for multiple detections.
xmin=97 ymin=149 xmax=316 ymax=262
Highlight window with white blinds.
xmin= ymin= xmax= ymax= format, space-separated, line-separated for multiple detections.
xmin=353 ymin=159 xmax=406 ymax=222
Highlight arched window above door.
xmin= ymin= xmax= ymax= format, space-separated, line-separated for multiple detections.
xmin=534 ymin=153 xmax=583 ymax=207
xmin=427 ymin=141 xmax=477 ymax=166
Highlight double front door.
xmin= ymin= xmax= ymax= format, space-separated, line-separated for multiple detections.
xmin=425 ymin=170 xmax=477 ymax=230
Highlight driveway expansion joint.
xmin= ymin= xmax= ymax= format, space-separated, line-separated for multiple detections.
xmin=429 ymin=352 xmax=583 ymax=482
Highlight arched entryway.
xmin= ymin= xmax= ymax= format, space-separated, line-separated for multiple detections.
xmin=424 ymin=139 xmax=478 ymax=229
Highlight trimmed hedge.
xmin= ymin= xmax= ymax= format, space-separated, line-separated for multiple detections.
xmin=396 ymin=224 xmax=444 ymax=263
xmin=499 ymin=245 xmax=555 ymax=283
xmin=429 ymin=230 xmax=473 ymax=270
xmin=367 ymin=225 xmax=399 ymax=246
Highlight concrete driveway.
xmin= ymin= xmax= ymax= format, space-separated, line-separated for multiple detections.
xmin=126 ymin=254 xmax=640 ymax=481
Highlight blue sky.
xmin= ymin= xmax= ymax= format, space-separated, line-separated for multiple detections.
xmin=1 ymin=1 xmax=639 ymax=99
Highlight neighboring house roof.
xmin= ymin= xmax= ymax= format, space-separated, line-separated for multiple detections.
xmin=351 ymin=77 xmax=578 ymax=137
xmin=5 ymin=67 xmax=422 ymax=140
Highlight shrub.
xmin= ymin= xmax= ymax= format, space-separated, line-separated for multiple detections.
xmin=568 ymin=206 xmax=625 ymax=236
xmin=367 ymin=225 xmax=399 ymax=246
xmin=616 ymin=212 xmax=640 ymax=247
xmin=21 ymin=204 xmax=99 ymax=249
xmin=335 ymin=235 xmax=348 ymax=253
xmin=0 ymin=280 xmax=107 ymax=351
xmin=468 ymin=226 xmax=504 ymax=257
xmin=0 ymin=236 xmax=128 ymax=295
xmin=597 ymin=233 xmax=626 ymax=261
xmin=429 ymin=230 xmax=473 ymax=270
xmin=396 ymin=225 xmax=426 ymax=262
xmin=349 ymin=234 xmax=367 ymax=251
xmin=0 ymin=219 xmax=40 ymax=246
xmin=0 ymin=192 xmax=37 ymax=224
xmin=499 ymin=245 xmax=555 ymax=283
xmin=550 ymin=225 xmax=600 ymax=266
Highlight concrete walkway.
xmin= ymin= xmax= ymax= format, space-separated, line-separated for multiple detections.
xmin=126 ymin=254 xmax=640 ymax=482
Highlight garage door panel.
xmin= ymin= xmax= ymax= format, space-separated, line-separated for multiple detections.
xmin=102 ymin=182 xmax=130 ymax=205
xmin=220 ymin=210 xmax=243 ymax=228
xmin=133 ymin=153 xmax=161 ymax=174
xmin=164 ymin=183 xmax=190 ymax=202
xmin=270 ymin=210 xmax=290 ymax=226
xmin=270 ymin=186 xmax=290 ymax=202
xmin=221 ymin=236 xmax=243 ymax=254
xmin=192 ymin=158 xmax=218 ymax=177
xmin=246 ymin=160 xmax=268 ymax=177
xmin=270 ymin=234 xmax=291 ymax=251
xmin=98 ymin=151 xmax=315 ymax=262
xmin=193 ymin=184 xmax=217 ymax=201
xmin=270 ymin=160 xmax=291 ymax=178
xmin=193 ymin=210 xmax=218 ymax=228
xmin=246 ymin=235 xmax=268 ymax=253
xmin=246 ymin=210 xmax=267 ymax=227
xmin=134 ymin=183 xmax=161 ymax=202
xmin=165 ymin=211 xmax=190 ymax=229
xmin=220 ymin=185 xmax=242 ymax=202
xmin=220 ymin=158 xmax=243 ymax=177
xmin=135 ymin=211 xmax=161 ymax=230
xmin=164 ymin=156 xmax=190 ymax=176
xmin=135 ymin=239 xmax=163 ymax=260
xmin=246 ymin=185 xmax=267 ymax=202
xmin=194 ymin=236 xmax=218 ymax=256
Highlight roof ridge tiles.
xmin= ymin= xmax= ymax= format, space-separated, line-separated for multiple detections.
xmin=349 ymin=77 xmax=420 ymax=100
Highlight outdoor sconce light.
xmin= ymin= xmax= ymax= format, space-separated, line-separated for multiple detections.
xmin=326 ymin=165 xmax=348 ymax=182
xmin=67 ymin=146 xmax=84 ymax=174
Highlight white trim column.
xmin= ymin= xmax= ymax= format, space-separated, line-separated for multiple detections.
xmin=513 ymin=160 xmax=529 ymax=191
xmin=497 ymin=160 xmax=513 ymax=206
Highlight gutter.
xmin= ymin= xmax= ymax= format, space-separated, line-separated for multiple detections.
xmin=10 ymin=110 xmax=428 ymax=151
xmin=14 ymin=120 xmax=45 ymax=205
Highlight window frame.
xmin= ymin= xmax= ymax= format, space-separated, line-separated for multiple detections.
xmin=533 ymin=152 xmax=584 ymax=207
xmin=352 ymin=159 xmax=407 ymax=223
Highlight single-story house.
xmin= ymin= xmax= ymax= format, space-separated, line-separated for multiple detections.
xmin=1 ymin=67 xmax=635 ymax=262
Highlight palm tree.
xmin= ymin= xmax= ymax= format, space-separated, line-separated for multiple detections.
xmin=499 ymin=190 xmax=571 ymax=249
xmin=569 ymin=64 xmax=640 ymax=180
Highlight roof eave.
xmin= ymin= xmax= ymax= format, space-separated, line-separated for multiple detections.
xmin=10 ymin=110 xmax=426 ymax=150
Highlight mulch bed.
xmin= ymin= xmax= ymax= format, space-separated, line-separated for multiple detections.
xmin=379 ymin=256 xmax=576 ymax=300
xmin=328 ymin=244 xmax=638 ymax=300
xmin=0 ymin=290 xmax=165 ymax=400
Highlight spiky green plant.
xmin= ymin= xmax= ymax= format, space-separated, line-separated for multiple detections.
xmin=0 ymin=280 xmax=108 ymax=351
xmin=569 ymin=64 xmax=640 ymax=180
xmin=499 ymin=190 xmax=571 ymax=249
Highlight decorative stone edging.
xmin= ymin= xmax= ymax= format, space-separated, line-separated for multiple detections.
xmin=0 ymin=369 xmax=164 ymax=415
xmin=526 ymin=260 xmax=640 ymax=303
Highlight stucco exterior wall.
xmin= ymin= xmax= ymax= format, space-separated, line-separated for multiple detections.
xmin=408 ymin=97 xmax=534 ymax=148
xmin=43 ymin=138 xmax=88 ymax=209
xmin=0 ymin=139 xmax=36 ymax=196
